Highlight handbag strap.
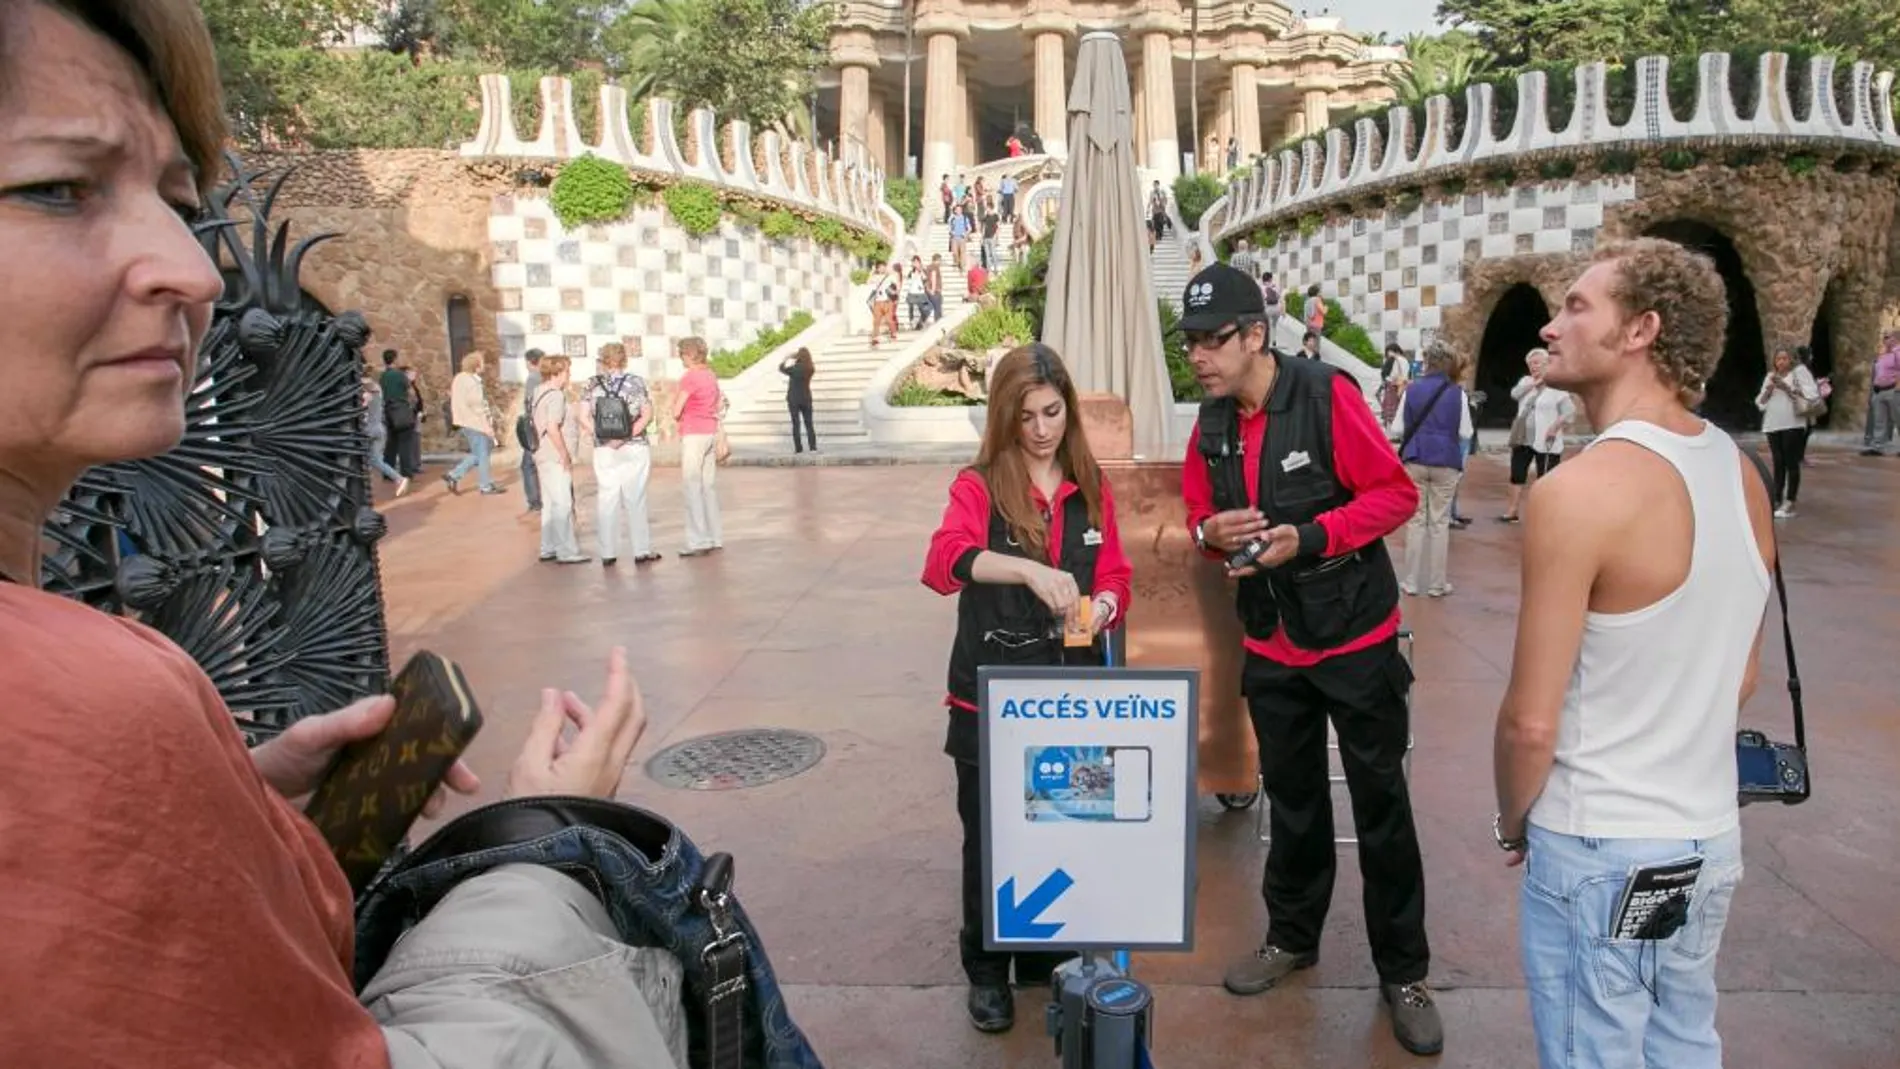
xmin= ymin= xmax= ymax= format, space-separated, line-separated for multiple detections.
xmin=694 ymin=852 xmax=748 ymax=1069
xmin=1396 ymin=378 xmax=1455 ymax=457
xmin=1738 ymin=447 xmax=1806 ymax=750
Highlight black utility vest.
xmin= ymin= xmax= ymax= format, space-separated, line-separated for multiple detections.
xmin=1197 ymin=355 xmax=1398 ymax=651
xmin=943 ymin=488 xmax=1100 ymax=762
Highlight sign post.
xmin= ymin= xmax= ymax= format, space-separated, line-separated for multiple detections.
xmin=978 ymin=665 xmax=1199 ymax=953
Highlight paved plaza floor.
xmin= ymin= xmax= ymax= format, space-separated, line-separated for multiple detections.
xmin=377 ymin=447 xmax=1900 ymax=1068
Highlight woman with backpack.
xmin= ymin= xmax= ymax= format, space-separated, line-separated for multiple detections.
xmin=920 ymin=344 xmax=1132 ymax=1035
xmin=581 ymin=343 xmax=659 ymax=565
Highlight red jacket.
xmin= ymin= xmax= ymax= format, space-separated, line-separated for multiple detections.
xmin=1181 ymin=372 xmax=1417 ymax=666
xmin=923 ymin=468 xmax=1134 ymax=710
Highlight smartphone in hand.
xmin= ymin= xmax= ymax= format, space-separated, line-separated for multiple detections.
xmin=304 ymin=650 xmax=484 ymax=894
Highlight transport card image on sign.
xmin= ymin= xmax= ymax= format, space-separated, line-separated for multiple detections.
xmin=979 ymin=667 xmax=1199 ymax=951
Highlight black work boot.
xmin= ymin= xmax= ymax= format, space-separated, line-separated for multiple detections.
xmin=966 ymin=983 xmax=1014 ymax=1033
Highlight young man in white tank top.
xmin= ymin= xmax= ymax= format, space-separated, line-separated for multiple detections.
xmin=1491 ymin=238 xmax=1777 ymax=1068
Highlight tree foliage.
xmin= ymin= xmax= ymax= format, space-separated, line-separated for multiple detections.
xmin=651 ymin=0 xmax=830 ymax=131
xmin=1434 ymin=0 xmax=1900 ymax=73
xmin=1385 ymin=30 xmax=1494 ymax=106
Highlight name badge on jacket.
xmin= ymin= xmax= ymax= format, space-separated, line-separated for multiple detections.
xmin=1082 ymin=527 xmax=1103 ymax=547
xmin=1281 ymin=450 xmax=1312 ymax=473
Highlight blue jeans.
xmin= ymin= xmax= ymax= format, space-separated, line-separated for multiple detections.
xmin=1520 ymin=824 xmax=1744 ymax=1069
xmin=447 ymin=427 xmax=494 ymax=488
xmin=366 ymin=436 xmax=403 ymax=481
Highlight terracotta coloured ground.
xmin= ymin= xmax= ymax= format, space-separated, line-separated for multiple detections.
xmin=379 ymin=447 xmax=1900 ymax=1068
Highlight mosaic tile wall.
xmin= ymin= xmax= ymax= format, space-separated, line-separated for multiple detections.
xmin=1245 ymin=177 xmax=1637 ymax=355
xmin=488 ymin=195 xmax=852 ymax=383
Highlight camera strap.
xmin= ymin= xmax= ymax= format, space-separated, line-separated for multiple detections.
xmin=1739 ymin=449 xmax=1805 ymax=751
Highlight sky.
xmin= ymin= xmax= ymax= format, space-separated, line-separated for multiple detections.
xmin=1312 ymin=0 xmax=1445 ymax=40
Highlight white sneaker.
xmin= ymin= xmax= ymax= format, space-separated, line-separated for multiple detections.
xmin=1773 ymin=504 xmax=1796 ymax=519
xmin=1427 ymin=583 xmax=1455 ymax=597
xmin=1399 ymin=582 xmax=1419 ymax=596
xmin=395 ymin=476 xmax=410 ymax=497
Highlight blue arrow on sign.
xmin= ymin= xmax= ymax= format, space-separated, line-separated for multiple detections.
xmin=996 ymin=868 xmax=1075 ymax=939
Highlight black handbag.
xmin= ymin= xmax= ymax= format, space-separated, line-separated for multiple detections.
xmin=1737 ymin=450 xmax=1810 ymax=806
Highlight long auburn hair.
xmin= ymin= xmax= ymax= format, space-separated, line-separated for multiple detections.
xmin=971 ymin=344 xmax=1104 ymax=560
xmin=793 ymin=347 xmax=814 ymax=378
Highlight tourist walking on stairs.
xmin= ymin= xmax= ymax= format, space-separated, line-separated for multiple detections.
xmin=781 ymin=347 xmax=817 ymax=454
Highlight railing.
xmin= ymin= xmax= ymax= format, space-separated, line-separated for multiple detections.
xmin=1210 ymin=51 xmax=1900 ymax=241
xmin=461 ymin=74 xmax=896 ymax=241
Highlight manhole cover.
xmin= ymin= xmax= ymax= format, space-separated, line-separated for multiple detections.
xmin=645 ymin=728 xmax=827 ymax=790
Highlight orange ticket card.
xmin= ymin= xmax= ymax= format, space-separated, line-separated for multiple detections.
xmin=1064 ymin=598 xmax=1094 ymax=647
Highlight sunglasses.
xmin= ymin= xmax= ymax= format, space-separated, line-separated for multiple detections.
xmin=1183 ymin=325 xmax=1242 ymax=351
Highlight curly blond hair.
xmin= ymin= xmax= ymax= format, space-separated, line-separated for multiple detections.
xmin=1591 ymin=238 xmax=1727 ymax=407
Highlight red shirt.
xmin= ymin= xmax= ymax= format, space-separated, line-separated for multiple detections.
xmin=1181 ymin=372 xmax=1418 ymax=666
xmin=923 ymin=468 xmax=1134 ymax=710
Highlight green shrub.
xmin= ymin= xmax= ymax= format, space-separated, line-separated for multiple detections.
xmin=725 ymin=199 xmax=768 ymax=230
xmin=1785 ymin=153 xmax=1819 ymax=176
xmin=662 ymin=181 xmax=723 ymax=236
xmin=849 ymin=268 xmax=870 ymax=285
xmin=811 ymin=217 xmax=847 ymax=248
xmin=1539 ymin=158 xmax=1578 ymax=180
xmin=891 ymin=378 xmax=983 ymax=407
xmin=1171 ymin=172 xmax=1226 ymax=230
xmin=884 ymin=177 xmax=923 ymax=229
xmin=991 ymin=230 xmax=1054 ymax=338
xmin=762 ymin=210 xmax=803 ymax=240
xmin=1283 ymin=293 xmax=1380 ymax=368
xmin=708 ymin=310 xmax=816 ymax=378
xmin=1160 ymin=300 xmax=1199 ymax=402
xmin=1660 ymin=149 xmax=1699 ymax=172
xmin=1598 ymin=149 xmax=1639 ymax=174
xmin=954 ymin=305 xmax=1035 ymax=351
xmin=549 ymin=155 xmax=635 ymax=231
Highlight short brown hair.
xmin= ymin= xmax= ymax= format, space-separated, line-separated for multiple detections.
xmin=678 ymin=336 xmax=708 ymax=364
xmin=1591 ymin=238 xmax=1727 ymax=406
xmin=538 ymin=355 xmax=571 ymax=379
xmin=0 ymin=1 xmax=227 ymax=197
xmin=597 ymin=342 xmax=627 ymax=370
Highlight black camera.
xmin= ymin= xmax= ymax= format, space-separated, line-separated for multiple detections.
xmin=1226 ymin=537 xmax=1267 ymax=572
xmin=1736 ymin=730 xmax=1810 ymax=806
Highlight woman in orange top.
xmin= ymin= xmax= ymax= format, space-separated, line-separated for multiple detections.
xmin=0 ymin=3 xmax=645 ymax=1063
xmin=920 ymin=344 xmax=1133 ymax=1035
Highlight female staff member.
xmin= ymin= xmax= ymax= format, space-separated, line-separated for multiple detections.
xmin=921 ymin=345 xmax=1132 ymax=1036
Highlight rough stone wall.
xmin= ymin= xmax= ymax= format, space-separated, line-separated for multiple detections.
xmin=240 ymin=150 xmax=517 ymax=451
xmin=1440 ymin=251 xmax=1580 ymax=368
xmin=1601 ymin=165 xmax=1900 ymax=424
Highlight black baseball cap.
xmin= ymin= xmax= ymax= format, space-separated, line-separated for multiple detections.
xmin=1174 ymin=263 xmax=1265 ymax=333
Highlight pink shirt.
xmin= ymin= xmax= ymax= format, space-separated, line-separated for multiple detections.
xmin=1874 ymin=349 xmax=1900 ymax=389
xmin=678 ymin=367 xmax=722 ymax=435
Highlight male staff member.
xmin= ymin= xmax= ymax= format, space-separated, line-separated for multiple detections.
xmin=1176 ymin=264 xmax=1441 ymax=1056
xmin=1493 ymin=239 xmax=1773 ymax=1067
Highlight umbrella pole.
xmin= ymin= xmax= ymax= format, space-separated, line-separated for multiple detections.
xmin=1190 ymin=1 xmax=1200 ymax=174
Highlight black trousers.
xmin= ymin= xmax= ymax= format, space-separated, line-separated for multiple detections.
xmin=1766 ymin=427 xmax=1808 ymax=505
xmin=955 ymin=758 xmax=1072 ymax=987
xmin=788 ymin=401 xmax=816 ymax=453
xmin=383 ymin=426 xmax=421 ymax=477
xmin=1243 ymin=637 xmax=1431 ymax=985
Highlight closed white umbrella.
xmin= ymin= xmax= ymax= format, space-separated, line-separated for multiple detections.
xmin=1040 ymin=31 xmax=1175 ymax=459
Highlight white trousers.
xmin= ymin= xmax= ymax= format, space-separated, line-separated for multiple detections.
xmin=678 ymin=433 xmax=723 ymax=551
xmin=1403 ymin=462 xmax=1461 ymax=593
xmin=593 ymin=442 xmax=653 ymax=560
xmin=536 ymin=460 xmax=583 ymax=560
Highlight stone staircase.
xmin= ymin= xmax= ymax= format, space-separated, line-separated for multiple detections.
xmin=721 ymin=221 xmax=994 ymax=455
xmin=1150 ymin=230 xmax=1194 ymax=311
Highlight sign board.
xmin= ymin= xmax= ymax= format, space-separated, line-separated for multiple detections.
xmin=979 ymin=666 xmax=1199 ymax=952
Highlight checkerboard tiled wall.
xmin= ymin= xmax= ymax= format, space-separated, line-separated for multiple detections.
xmin=1248 ymin=177 xmax=1637 ymax=355
xmin=488 ymin=195 xmax=852 ymax=383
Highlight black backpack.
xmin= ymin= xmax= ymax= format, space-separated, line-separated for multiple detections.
xmin=515 ymin=387 xmax=545 ymax=452
xmin=592 ymin=376 xmax=633 ymax=442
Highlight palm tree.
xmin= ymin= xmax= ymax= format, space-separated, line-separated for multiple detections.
xmin=1384 ymin=31 xmax=1494 ymax=106
xmin=604 ymin=0 xmax=696 ymax=99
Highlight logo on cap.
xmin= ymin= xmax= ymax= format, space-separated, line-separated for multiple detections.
xmin=1187 ymin=282 xmax=1214 ymax=308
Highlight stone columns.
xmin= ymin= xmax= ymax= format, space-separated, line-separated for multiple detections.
xmin=957 ymin=61 xmax=976 ymax=164
xmin=1033 ymin=31 xmax=1068 ymax=156
xmin=922 ymin=30 xmax=962 ymax=186
xmin=1283 ymin=108 xmax=1307 ymax=143
xmin=865 ymin=88 xmax=888 ymax=172
xmin=1141 ymin=32 xmax=1180 ymax=178
xmin=1303 ymin=88 xmax=1330 ymax=137
xmin=839 ymin=64 xmax=871 ymax=166
xmin=1132 ymin=60 xmax=1148 ymax=159
xmin=1231 ymin=62 xmax=1260 ymax=158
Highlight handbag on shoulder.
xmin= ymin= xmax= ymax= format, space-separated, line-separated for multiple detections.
xmin=1737 ymin=450 xmax=1811 ymax=806
xmin=354 ymin=797 xmax=825 ymax=1069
